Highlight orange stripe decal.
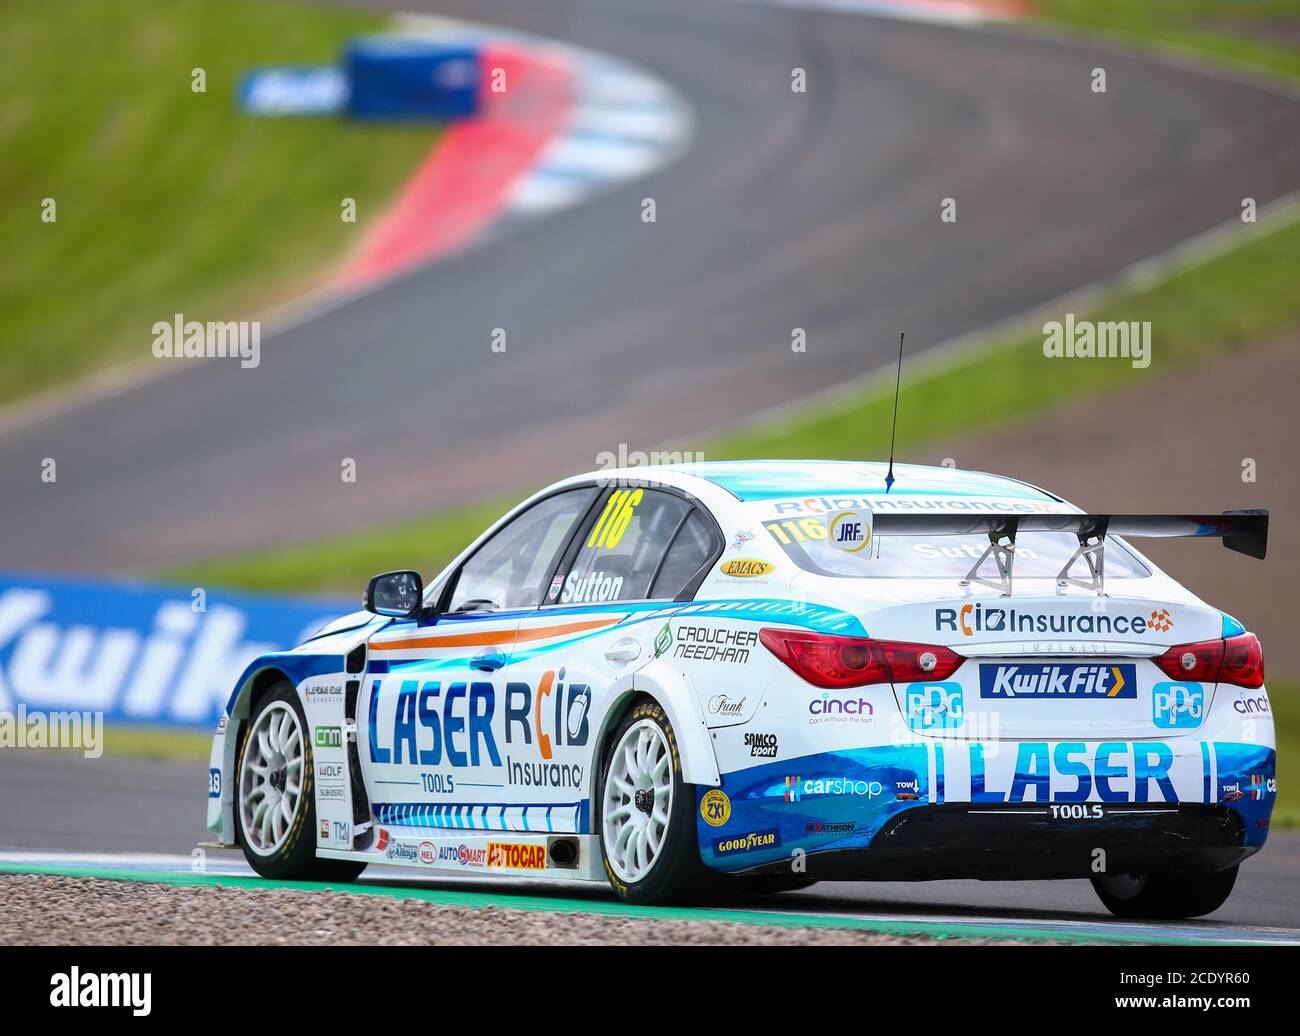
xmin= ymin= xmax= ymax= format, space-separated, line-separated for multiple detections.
xmin=370 ymin=616 xmax=621 ymax=653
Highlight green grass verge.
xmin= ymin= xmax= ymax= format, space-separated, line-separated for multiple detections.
xmin=1269 ymin=682 xmax=1300 ymax=827
xmin=0 ymin=0 xmax=436 ymax=407
xmin=1037 ymin=0 xmax=1300 ymax=84
xmin=101 ymin=725 xmax=214 ymax=761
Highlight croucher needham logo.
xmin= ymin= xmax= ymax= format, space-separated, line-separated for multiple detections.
xmin=719 ymin=558 xmax=772 ymax=578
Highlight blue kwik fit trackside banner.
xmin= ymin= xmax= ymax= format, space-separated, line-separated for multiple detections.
xmin=0 ymin=573 xmax=351 ymax=729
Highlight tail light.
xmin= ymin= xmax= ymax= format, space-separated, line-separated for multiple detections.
xmin=758 ymin=629 xmax=963 ymax=689
xmin=1153 ymin=633 xmax=1263 ymax=688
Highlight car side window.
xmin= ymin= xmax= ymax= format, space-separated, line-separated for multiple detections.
xmin=650 ymin=509 xmax=717 ymax=599
xmin=548 ymin=488 xmax=691 ymax=605
xmin=447 ymin=488 xmax=596 ymax=613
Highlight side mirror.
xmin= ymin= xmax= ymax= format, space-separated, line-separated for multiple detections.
xmin=364 ymin=570 xmax=424 ymax=618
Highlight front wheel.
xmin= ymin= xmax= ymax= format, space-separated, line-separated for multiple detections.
xmin=235 ymin=681 xmax=366 ymax=883
xmin=1091 ymin=867 xmax=1238 ymax=919
xmin=598 ymin=700 xmax=718 ymax=904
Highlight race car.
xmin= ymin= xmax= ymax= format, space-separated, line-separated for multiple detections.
xmin=205 ymin=460 xmax=1274 ymax=918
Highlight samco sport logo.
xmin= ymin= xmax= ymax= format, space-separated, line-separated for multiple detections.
xmin=487 ymin=842 xmax=547 ymax=870
xmin=719 ymin=559 xmax=773 ymax=578
xmin=700 ymin=788 xmax=731 ymax=826
xmin=979 ymin=663 xmax=1135 ymax=699
xmin=937 ymin=603 xmax=1160 ymax=638
xmin=713 ymin=829 xmax=780 ymax=856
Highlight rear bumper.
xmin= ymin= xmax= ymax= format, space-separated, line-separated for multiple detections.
xmin=696 ymin=740 xmax=1275 ymax=878
xmin=737 ymin=803 xmax=1255 ymax=880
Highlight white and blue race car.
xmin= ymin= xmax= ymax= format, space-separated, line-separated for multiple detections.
xmin=206 ymin=461 xmax=1273 ymax=918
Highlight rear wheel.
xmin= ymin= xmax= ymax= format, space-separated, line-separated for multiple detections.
xmin=1091 ymin=867 xmax=1238 ymax=919
xmin=598 ymin=700 xmax=719 ymax=904
xmin=235 ymin=681 xmax=366 ymax=883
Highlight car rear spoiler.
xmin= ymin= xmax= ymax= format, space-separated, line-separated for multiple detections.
xmin=870 ymin=509 xmax=1268 ymax=595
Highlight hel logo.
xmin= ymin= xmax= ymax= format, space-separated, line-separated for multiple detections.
xmin=418 ymin=841 xmax=437 ymax=865
xmin=1152 ymin=682 xmax=1204 ymax=729
xmin=487 ymin=842 xmax=546 ymax=870
xmin=700 ymin=788 xmax=731 ymax=826
xmin=719 ymin=558 xmax=772 ymax=577
xmin=979 ymin=663 xmax=1135 ymax=699
xmin=827 ymin=509 xmax=872 ymax=553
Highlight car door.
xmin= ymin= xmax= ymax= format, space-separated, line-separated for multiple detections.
xmin=359 ymin=487 xmax=598 ymax=835
xmin=501 ymin=486 xmax=721 ymax=835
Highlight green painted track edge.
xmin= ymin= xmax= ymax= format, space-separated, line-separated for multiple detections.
xmin=0 ymin=862 xmax=1237 ymax=945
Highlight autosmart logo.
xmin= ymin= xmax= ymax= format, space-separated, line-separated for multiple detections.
xmin=783 ymin=775 xmax=883 ymax=801
xmin=936 ymin=603 xmax=1162 ymax=638
xmin=1152 ymin=681 xmax=1204 ymax=729
xmin=440 ymin=844 xmax=487 ymax=868
xmin=904 ymin=681 xmax=964 ymax=730
xmin=712 ymin=829 xmax=780 ymax=856
xmin=808 ymin=692 xmax=873 ymax=723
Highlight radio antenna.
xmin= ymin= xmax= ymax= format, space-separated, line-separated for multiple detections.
xmin=884 ymin=331 xmax=904 ymax=493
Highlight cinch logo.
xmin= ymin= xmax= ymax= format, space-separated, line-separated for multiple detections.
xmin=487 ymin=842 xmax=546 ymax=870
xmin=905 ymin=681 xmax=964 ymax=730
xmin=1152 ymin=682 xmax=1203 ymax=729
xmin=315 ymin=726 xmax=342 ymax=749
xmin=937 ymin=603 xmax=1157 ymax=638
xmin=1234 ymin=694 xmax=1271 ymax=716
xmin=712 ymin=829 xmax=780 ymax=856
xmin=979 ymin=663 xmax=1135 ymax=699
xmin=808 ymin=693 xmax=873 ymax=720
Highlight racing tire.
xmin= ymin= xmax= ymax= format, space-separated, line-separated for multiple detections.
xmin=598 ymin=700 xmax=722 ymax=905
xmin=234 ymin=680 xmax=367 ymax=884
xmin=1091 ymin=867 xmax=1238 ymax=919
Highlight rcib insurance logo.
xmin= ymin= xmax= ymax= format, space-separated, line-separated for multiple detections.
xmin=905 ymin=681 xmax=964 ymax=730
xmin=1152 ymin=681 xmax=1204 ymax=729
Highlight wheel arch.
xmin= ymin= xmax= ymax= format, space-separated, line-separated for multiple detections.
xmin=586 ymin=659 xmax=720 ymax=827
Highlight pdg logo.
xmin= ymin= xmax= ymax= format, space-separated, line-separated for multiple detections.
xmin=1152 ymin=682 xmax=1204 ymax=729
xmin=905 ymin=682 xmax=964 ymax=730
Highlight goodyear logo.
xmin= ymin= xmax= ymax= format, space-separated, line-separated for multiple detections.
xmin=700 ymin=788 xmax=731 ymax=827
xmin=719 ymin=559 xmax=772 ymax=578
xmin=979 ymin=663 xmax=1135 ymax=699
xmin=712 ymin=829 xmax=780 ymax=856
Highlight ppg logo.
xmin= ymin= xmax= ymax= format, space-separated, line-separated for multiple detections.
xmin=1152 ymin=681 xmax=1204 ymax=729
xmin=905 ymin=681 xmax=964 ymax=730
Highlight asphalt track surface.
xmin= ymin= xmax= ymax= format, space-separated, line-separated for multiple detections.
xmin=1 ymin=751 xmax=1296 ymax=943
xmin=3 ymin=0 xmax=1300 ymax=571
